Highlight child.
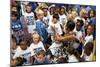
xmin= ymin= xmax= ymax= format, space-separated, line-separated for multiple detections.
xmin=24 ymin=3 xmax=36 ymax=34
xmin=80 ymin=24 xmax=95 ymax=58
xmin=88 ymin=10 xmax=96 ymax=25
xmin=11 ymin=57 xmax=25 ymax=67
xmin=59 ymin=6 xmax=67 ymax=27
xmin=48 ymin=14 xmax=63 ymax=41
xmin=34 ymin=50 xmax=50 ymax=64
xmin=11 ymin=11 xmax=23 ymax=44
xmin=35 ymin=9 xmax=48 ymax=44
xmin=30 ymin=33 xmax=45 ymax=56
xmin=82 ymin=42 xmax=94 ymax=61
xmin=11 ymin=35 xmax=18 ymax=58
xmin=13 ymin=40 xmax=32 ymax=65
xmin=67 ymin=46 xmax=84 ymax=62
xmin=81 ymin=24 xmax=94 ymax=46
xmin=42 ymin=6 xmax=50 ymax=27
xmin=73 ymin=18 xmax=84 ymax=55
xmin=49 ymin=37 xmax=63 ymax=56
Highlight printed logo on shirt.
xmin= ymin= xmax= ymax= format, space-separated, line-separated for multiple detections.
xmin=26 ymin=16 xmax=35 ymax=25
xmin=33 ymin=47 xmax=43 ymax=54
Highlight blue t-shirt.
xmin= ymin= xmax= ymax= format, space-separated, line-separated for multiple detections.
xmin=11 ymin=20 xmax=23 ymax=32
xmin=36 ymin=20 xmax=48 ymax=43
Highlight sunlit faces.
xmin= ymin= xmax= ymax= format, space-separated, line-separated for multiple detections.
xmin=25 ymin=4 xmax=32 ymax=13
xmin=80 ymin=8 xmax=87 ymax=18
xmin=87 ymin=24 xmax=94 ymax=35
xmin=36 ymin=9 xmax=44 ymax=20
xmin=20 ymin=41 xmax=27 ymax=50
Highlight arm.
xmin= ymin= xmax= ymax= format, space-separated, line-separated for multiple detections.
xmin=55 ymin=34 xmax=76 ymax=42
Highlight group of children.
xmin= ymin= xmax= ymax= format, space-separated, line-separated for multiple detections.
xmin=11 ymin=1 xmax=96 ymax=66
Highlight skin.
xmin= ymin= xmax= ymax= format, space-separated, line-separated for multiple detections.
xmin=90 ymin=11 xmax=95 ymax=18
xmin=11 ymin=16 xmax=17 ymax=21
xmin=87 ymin=25 xmax=94 ymax=36
xmin=32 ymin=34 xmax=40 ymax=44
xmin=60 ymin=8 xmax=65 ymax=15
xmin=55 ymin=33 xmax=76 ymax=42
xmin=36 ymin=54 xmax=45 ymax=63
xmin=11 ymin=40 xmax=17 ymax=50
xmin=20 ymin=42 xmax=27 ymax=50
xmin=37 ymin=12 xmax=44 ymax=21
xmin=26 ymin=6 xmax=32 ymax=13
xmin=43 ymin=8 xmax=48 ymax=17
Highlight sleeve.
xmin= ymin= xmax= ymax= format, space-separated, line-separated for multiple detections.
xmin=40 ymin=42 xmax=46 ymax=51
xmin=36 ymin=22 xmax=43 ymax=36
xmin=13 ymin=48 xmax=20 ymax=59
xmin=29 ymin=44 xmax=35 ymax=56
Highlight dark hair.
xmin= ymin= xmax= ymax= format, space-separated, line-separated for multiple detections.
xmin=11 ymin=35 xmax=17 ymax=43
xmin=66 ymin=20 xmax=75 ymax=31
xmin=37 ymin=50 xmax=46 ymax=57
xmin=87 ymin=23 xmax=95 ymax=31
xmin=77 ymin=19 xmax=84 ymax=27
xmin=16 ymin=57 xmax=24 ymax=66
xmin=19 ymin=40 xmax=27 ymax=46
xmin=84 ymin=42 xmax=93 ymax=52
xmin=88 ymin=10 xmax=96 ymax=17
xmin=53 ymin=14 xmax=59 ymax=20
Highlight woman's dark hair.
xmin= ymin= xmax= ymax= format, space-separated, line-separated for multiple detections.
xmin=66 ymin=20 xmax=75 ymax=31
xmin=53 ymin=14 xmax=59 ymax=20
xmin=77 ymin=19 xmax=84 ymax=27
xmin=11 ymin=35 xmax=17 ymax=43
xmin=88 ymin=10 xmax=96 ymax=18
xmin=16 ymin=57 xmax=24 ymax=66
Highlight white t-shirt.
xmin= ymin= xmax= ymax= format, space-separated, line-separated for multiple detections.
xmin=13 ymin=46 xmax=31 ymax=64
xmin=59 ymin=14 xmax=67 ymax=26
xmin=49 ymin=42 xmax=62 ymax=55
xmin=48 ymin=22 xmax=63 ymax=35
xmin=74 ymin=28 xmax=83 ymax=40
xmin=24 ymin=12 xmax=36 ymax=33
xmin=84 ymin=35 xmax=93 ymax=46
xmin=30 ymin=41 xmax=45 ymax=56
xmin=68 ymin=54 xmax=79 ymax=62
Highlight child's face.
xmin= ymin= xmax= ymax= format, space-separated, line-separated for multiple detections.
xmin=54 ymin=8 xmax=60 ymax=14
xmin=84 ymin=48 xmax=91 ymax=56
xmin=80 ymin=9 xmax=86 ymax=18
xmin=11 ymin=16 xmax=17 ymax=21
xmin=50 ymin=7 xmax=54 ymax=15
xmin=20 ymin=42 xmax=27 ymax=50
xmin=26 ymin=6 xmax=32 ymax=13
xmin=87 ymin=25 xmax=94 ymax=35
xmin=38 ymin=13 xmax=44 ymax=20
xmin=43 ymin=8 xmax=48 ymax=16
xmin=90 ymin=11 xmax=94 ymax=17
xmin=33 ymin=34 xmax=40 ymax=44
xmin=76 ymin=21 xmax=81 ymax=31
xmin=52 ymin=18 xmax=58 ymax=24
xmin=60 ymin=8 xmax=65 ymax=15
xmin=11 ymin=6 xmax=17 ymax=12
xmin=37 ymin=54 xmax=45 ymax=63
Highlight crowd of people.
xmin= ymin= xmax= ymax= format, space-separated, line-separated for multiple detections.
xmin=11 ymin=1 xmax=96 ymax=67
